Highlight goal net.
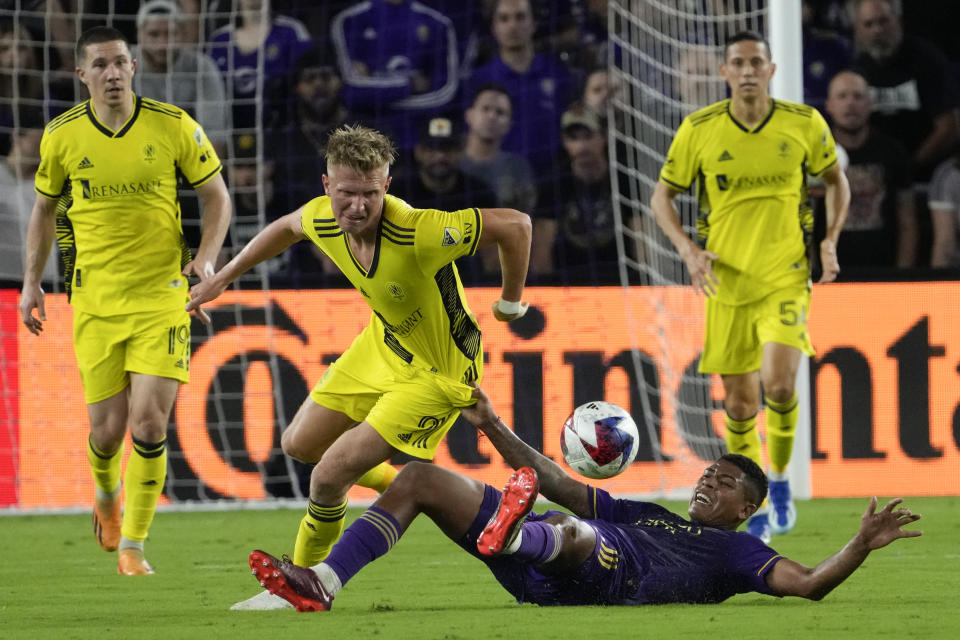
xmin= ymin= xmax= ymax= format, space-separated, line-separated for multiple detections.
xmin=1 ymin=0 xmax=806 ymax=513
xmin=608 ymin=0 xmax=784 ymax=496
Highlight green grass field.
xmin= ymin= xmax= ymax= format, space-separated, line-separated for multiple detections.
xmin=1 ymin=496 xmax=956 ymax=640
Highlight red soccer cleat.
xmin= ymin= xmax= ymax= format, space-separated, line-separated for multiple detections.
xmin=248 ymin=550 xmax=333 ymax=612
xmin=477 ymin=467 xmax=538 ymax=556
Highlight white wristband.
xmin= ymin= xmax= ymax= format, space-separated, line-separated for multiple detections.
xmin=496 ymin=299 xmax=521 ymax=315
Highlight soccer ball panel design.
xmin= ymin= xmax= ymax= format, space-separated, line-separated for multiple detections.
xmin=560 ymin=401 xmax=640 ymax=479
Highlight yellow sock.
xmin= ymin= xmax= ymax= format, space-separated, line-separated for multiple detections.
xmin=293 ymin=499 xmax=347 ymax=566
xmin=765 ymin=391 xmax=799 ymax=474
xmin=356 ymin=462 xmax=398 ymax=494
xmin=725 ymin=413 xmax=763 ymax=471
xmin=87 ymin=436 xmax=122 ymax=496
xmin=120 ymin=436 xmax=167 ymax=543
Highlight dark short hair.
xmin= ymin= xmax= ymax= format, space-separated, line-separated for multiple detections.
xmin=75 ymin=26 xmax=129 ymax=63
xmin=719 ymin=453 xmax=768 ymax=505
xmin=469 ymin=82 xmax=513 ymax=109
xmin=724 ymin=30 xmax=771 ymax=61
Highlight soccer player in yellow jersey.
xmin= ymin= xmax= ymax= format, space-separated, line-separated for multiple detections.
xmin=19 ymin=27 xmax=232 ymax=575
xmin=651 ymin=32 xmax=851 ymax=543
xmin=185 ymin=124 xmax=531 ymax=610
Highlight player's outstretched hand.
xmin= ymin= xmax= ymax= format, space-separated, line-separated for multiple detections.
xmin=459 ymin=383 xmax=498 ymax=429
xmin=19 ymin=285 xmax=46 ymax=336
xmin=856 ymin=497 xmax=922 ymax=551
xmin=819 ymin=239 xmax=840 ymax=283
xmin=680 ymin=245 xmax=720 ymax=296
xmin=186 ymin=276 xmax=227 ymax=325
xmin=492 ymin=298 xmax=529 ymax=322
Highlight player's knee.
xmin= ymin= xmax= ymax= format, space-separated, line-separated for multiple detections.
xmin=127 ymin=412 xmax=167 ymax=443
xmin=281 ymin=428 xmax=315 ymax=463
xmin=762 ymin=382 xmax=795 ymax=404
xmin=550 ymin=516 xmax=596 ymax=568
xmin=724 ymin=396 xmax=758 ymax=421
xmin=387 ymin=462 xmax=435 ymax=499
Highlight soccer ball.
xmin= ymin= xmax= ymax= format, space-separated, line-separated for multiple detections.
xmin=560 ymin=401 xmax=639 ymax=479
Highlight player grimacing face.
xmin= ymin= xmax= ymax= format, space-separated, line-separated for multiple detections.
xmin=322 ymin=163 xmax=392 ymax=238
xmin=687 ymin=459 xmax=757 ymax=530
xmin=76 ymin=40 xmax=136 ymax=110
xmin=719 ymin=40 xmax=775 ymax=103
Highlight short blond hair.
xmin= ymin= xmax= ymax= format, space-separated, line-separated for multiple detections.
xmin=324 ymin=124 xmax=397 ymax=173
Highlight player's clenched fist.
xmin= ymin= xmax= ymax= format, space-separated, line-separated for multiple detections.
xmin=492 ymin=298 xmax=529 ymax=322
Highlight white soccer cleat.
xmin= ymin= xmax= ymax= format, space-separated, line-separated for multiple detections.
xmin=229 ymin=590 xmax=294 ymax=611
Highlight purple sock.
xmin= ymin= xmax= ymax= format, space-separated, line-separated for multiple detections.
xmin=512 ymin=521 xmax=561 ymax=565
xmin=324 ymin=506 xmax=403 ymax=586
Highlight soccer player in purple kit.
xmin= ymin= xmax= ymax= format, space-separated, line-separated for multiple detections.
xmin=246 ymin=386 xmax=922 ymax=611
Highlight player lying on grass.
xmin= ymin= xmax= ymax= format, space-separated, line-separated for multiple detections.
xmin=245 ymin=386 xmax=922 ymax=610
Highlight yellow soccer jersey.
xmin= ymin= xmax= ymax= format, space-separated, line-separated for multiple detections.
xmin=659 ymin=98 xmax=837 ymax=305
xmin=35 ymin=95 xmax=222 ymax=315
xmin=301 ymin=193 xmax=483 ymax=381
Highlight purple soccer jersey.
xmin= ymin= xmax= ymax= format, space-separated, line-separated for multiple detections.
xmin=463 ymin=485 xmax=782 ymax=606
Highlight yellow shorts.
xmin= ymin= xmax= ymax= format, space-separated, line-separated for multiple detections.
xmin=699 ymin=285 xmax=815 ymax=375
xmin=73 ymin=307 xmax=190 ymax=404
xmin=309 ymin=329 xmax=480 ymax=459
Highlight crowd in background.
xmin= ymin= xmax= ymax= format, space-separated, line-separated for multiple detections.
xmin=2 ymin=0 xmax=960 ymax=289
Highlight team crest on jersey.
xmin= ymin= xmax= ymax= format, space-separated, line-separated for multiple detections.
xmin=417 ymin=25 xmax=430 ymax=42
xmin=386 ymin=281 xmax=406 ymax=301
xmin=778 ymin=141 xmax=791 ymax=159
xmin=540 ymin=78 xmax=555 ymax=97
xmin=143 ymin=144 xmax=156 ymax=163
xmin=266 ymin=44 xmax=279 ymax=60
xmin=442 ymin=227 xmax=461 ymax=246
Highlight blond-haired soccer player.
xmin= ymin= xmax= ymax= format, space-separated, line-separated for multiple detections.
xmin=19 ymin=26 xmax=231 ymax=574
xmin=186 ymin=124 xmax=531 ymax=610
xmin=650 ymin=31 xmax=850 ymax=543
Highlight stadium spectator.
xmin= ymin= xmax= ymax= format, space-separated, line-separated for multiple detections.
xmin=650 ymin=32 xmax=850 ymax=544
xmin=208 ymin=0 xmax=312 ymax=130
xmin=534 ymin=103 xmax=625 ymax=285
xmin=459 ymin=84 xmax=537 ymax=281
xmin=5 ymin=0 xmax=74 ymax=71
xmin=224 ymin=133 xmax=276 ymax=256
xmin=823 ymin=70 xmax=916 ymax=271
xmin=927 ymin=155 xmax=960 ymax=269
xmin=802 ymin=0 xmax=853 ymax=111
xmin=19 ymin=27 xmax=231 ymax=575
xmin=133 ymin=0 xmax=230 ymax=153
xmin=272 ymin=46 xmax=349 ymax=213
xmin=329 ymin=0 xmax=459 ymax=151
xmin=243 ymin=384 xmax=922 ymax=611
xmin=398 ymin=116 xmax=497 ymax=213
xmin=466 ymin=0 xmax=575 ymax=174
xmin=460 ymin=83 xmax=537 ymax=218
xmin=396 ymin=115 xmax=498 ymax=283
xmin=849 ymin=0 xmax=960 ymax=182
xmin=581 ymin=67 xmax=612 ymax=117
xmin=187 ymin=125 xmax=530 ymax=610
xmin=0 ymin=20 xmax=50 ymax=155
xmin=0 ymin=106 xmax=56 ymax=284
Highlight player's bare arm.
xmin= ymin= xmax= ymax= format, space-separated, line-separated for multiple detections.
xmin=818 ymin=162 xmax=851 ymax=284
xmin=765 ymin=496 xmax=921 ymax=600
xmin=477 ymin=208 xmax=532 ymax=321
xmin=650 ymin=181 xmax=719 ymax=295
xmin=186 ymin=208 xmax=306 ymax=313
xmin=184 ymin=173 xmax=232 ymax=281
xmin=461 ymin=385 xmax=593 ymax=518
xmin=19 ymin=194 xmax=59 ymax=336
